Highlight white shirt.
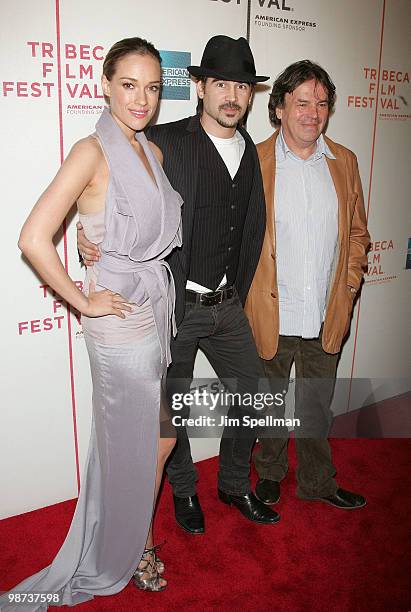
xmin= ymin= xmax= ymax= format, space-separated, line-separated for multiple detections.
xmin=186 ymin=130 xmax=245 ymax=294
xmin=275 ymin=129 xmax=338 ymax=338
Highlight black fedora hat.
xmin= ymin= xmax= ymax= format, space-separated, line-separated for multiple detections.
xmin=187 ymin=35 xmax=269 ymax=84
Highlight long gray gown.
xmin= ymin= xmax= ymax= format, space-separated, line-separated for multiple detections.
xmin=0 ymin=108 xmax=182 ymax=611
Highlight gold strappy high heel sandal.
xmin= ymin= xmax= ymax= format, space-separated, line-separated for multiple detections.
xmin=133 ymin=545 xmax=166 ymax=592
xmin=139 ymin=543 xmax=165 ymax=573
xmin=151 ymin=542 xmax=165 ymax=574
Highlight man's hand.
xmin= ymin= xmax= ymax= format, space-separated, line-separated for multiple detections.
xmin=77 ymin=221 xmax=100 ymax=266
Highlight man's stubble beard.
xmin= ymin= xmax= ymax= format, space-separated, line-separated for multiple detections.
xmin=216 ymin=116 xmax=240 ymax=129
xmin=201 ymin=100 xmax=245 ymax=130
xmin=216 ymin=103 xmax=244 ymax=129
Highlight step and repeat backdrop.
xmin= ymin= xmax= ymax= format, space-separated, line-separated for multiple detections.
xmin=1 ymin=0 xmax=410 ymax=518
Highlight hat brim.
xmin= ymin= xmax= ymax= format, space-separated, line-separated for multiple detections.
xmin=187 ymin=65 xmax=269 ymax=83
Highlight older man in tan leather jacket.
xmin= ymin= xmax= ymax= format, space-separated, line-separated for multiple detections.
xmin=245 ymin=60 xmax=370 ymax=510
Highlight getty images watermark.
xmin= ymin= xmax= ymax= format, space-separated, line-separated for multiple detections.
xmin=170 ymin=383 xmax=300 ymax=432
xmin=161 ymin=377 xmax=411 ymax=439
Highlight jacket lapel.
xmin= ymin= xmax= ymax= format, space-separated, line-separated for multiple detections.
xmin=325 ymin=136 xmax=348 ymax=245
xmin=178 ymin=115 xmax=201 ymax=272
xmin=259 ymin=131 xmax=278 ymax=252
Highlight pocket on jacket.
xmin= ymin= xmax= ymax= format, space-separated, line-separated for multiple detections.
xmin=346 ymin=286 xmax=355 ymax=311
xmin=105 ymin=197 xmax=137 ymax=255
xmin=343 ymin=287 xmax=355 ymax=337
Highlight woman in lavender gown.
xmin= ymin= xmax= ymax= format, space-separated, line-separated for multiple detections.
xmin=0 ymin=37 xmax=182 ymax=611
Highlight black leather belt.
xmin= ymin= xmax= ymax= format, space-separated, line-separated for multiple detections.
xmin=185 ymin=286 xmax=235 ymax=306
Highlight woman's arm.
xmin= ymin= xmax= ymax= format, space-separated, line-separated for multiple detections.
xmin=19 ymin=138 xmax=131 ymax=318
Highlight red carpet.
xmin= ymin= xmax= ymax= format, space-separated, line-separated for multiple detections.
xmin=1 ymin=439 xmax=410 ymax=611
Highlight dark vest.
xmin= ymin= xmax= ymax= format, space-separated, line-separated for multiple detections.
xmin=188 ymin=129 xmax=255 ymax=290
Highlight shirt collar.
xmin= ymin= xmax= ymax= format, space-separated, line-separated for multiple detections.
xmin=277 ymin=128 xmax=336 ymax=162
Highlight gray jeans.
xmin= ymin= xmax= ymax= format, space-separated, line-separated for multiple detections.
xmin=165 ymin=289 xmax=264 ymax=497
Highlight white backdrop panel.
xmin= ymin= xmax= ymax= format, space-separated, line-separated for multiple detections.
xmin=0 ymin=0 xmax=78 ymax=519
xmin=348 ymin=0 xmax=411 ymax=407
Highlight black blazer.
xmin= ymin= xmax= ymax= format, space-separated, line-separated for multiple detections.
xmin=147 ymin=114 xmax=266 ymax=325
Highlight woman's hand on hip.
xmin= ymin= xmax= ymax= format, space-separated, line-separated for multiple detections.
xmin=84 ymin=280 xmax=133 ymax=318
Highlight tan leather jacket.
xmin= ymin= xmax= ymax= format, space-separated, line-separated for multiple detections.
xmin=245 ymin=131 xmax=370 ymax=359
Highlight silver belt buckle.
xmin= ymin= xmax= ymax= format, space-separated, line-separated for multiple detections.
xmin=199 ymin=291 xmax=213 ymax=305
xmin=201 ymin=290 xmax=223 ymax=305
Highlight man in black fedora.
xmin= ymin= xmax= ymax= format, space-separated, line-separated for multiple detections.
xmin=77 ymin=35 xmax=279 ymax=531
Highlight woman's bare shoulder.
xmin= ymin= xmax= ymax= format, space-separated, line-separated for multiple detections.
xmin=63 ymin=135 xmax=106 ymax=176
xmin=70 ymin=135 xmax=104 ymax=158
